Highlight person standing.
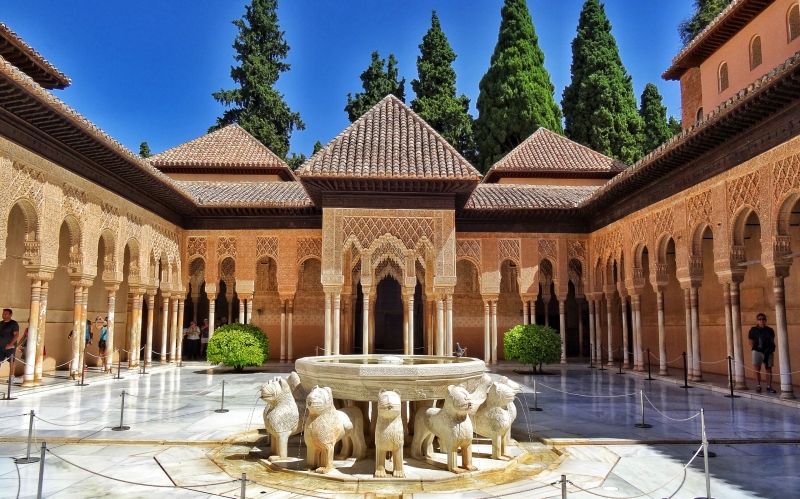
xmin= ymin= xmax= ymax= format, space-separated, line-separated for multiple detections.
xmin=748 ymin=313 xmax=777 ymax=394
xmin=0 ymin=309 xmax=20 ymax=363
xmin=96 ymin=316 xmax=108 ymax=371
xmin=199 ymin=319 xmax=209 ymax=358
xmin=184 ymin=321 xmax=201 ymax=360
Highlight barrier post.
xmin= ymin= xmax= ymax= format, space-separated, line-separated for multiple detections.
xmin=617 ymin=348 xmax=624 ymax=375
xmin=598 ymin=347 xmax=606 ymax=371
xmin=6 ymin=354 xmax=17 ymax=400
xmin=681 ymin=352 xmax=692 ymax=389
xmin=15 ymin=410 xmax=40 ymax=464
xmin=114 ymin=354 xmax=124 ymax=380
xmin=112 ymin=391 xmax=130 ymax=431
xmin=561 ymin=474 xmax=567 ymax=499
xmin=216 ymin=380 xmax=230 ymax=413
xmin=36 ymin=442 xmax=46 ymax=499
xmin=240 ymin=472 xmax=246 ymax=499
xmin=529 ymin=379 xmax=542 ymax=412
xmin=645 ymin=348 xmax=654 ymax=380
xmin=634 ymin=390 xmax=651 ymax=428
xmin=588 ymin=343 xmax=594 ymax=369
xmin=694 ymin=409 xmax=714 ymax=499
xmin=724 ymin=356 xmax=740 ymax=399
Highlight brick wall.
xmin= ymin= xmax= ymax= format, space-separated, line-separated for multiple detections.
xmin=680 ymin=68 xmax=703 ymax=129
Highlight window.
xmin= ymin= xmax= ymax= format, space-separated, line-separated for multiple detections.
xmin=696 ymin=107 xmax=704 ymax=122
xmin=718 ymin=62 xmax=729 ymax=92
xmin=789 ymin=4 xmax=800 ymax=42
xmin=750 ymin=35 xmax=762 ymax=70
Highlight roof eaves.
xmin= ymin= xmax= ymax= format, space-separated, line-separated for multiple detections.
xmin=0 ymin=23 xmax=71 ymax=88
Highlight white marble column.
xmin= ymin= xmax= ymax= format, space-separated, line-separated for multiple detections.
xmin=523 ymin=300 xmax=530 ymax=325
xmin=21 ymin=277 xmax=45 ymax=387
xmin=169 ymin=295 xmax=179 ymax=363
xmin=333 ymin=293 xmax=341 ymax=356
xmin=128 ymin=292 xmax=142 ymax=369
xmin=729 ymin=282 xmax=746 ymax=389
xmin=105 ymin=284 xmax=118 ymax=373
xmin=722 ymin=282 xmax=734 ymax=362
xmin=407 ymin=293 xmax=415 ymax=355
xmin=145 ymin=292 xmax=155 ymax=367
xmin=33 ymin=281 xmax=49 ymax=384
xmin=362 ymin=289 xmax=370 ymax=354
xmin=656 ymin=289 xmax=668 ymax=375
xmin=605 ymin=296 xmax=614 ymax=366
xmin=287 ymin=299 xmax=294 ymax=362
xmin=436 ymin=297 xmax=444 ymax=356
xmin=176 ymin=298 xmax=185 ymax=363
xmin=772 ymin=276 xmax=794 ymax=398
xmin=324 ymin=292 xmax=332 ymax=355
xmin=280 ymin=298 xmax=287 ymax=362
xmin=690 ymin=286 xmax=702 ymax=382
xmin=483 ymin=299 xmax=491 ymax=362
xmin=588 ymin=298 xmax=596 ymax=363
xmin=682 ymin=287 xmax=693 ymax=380
xmin=238 ymin=296 xmax=245 ymax=324
xmin=542 ymin=295 xmax=550 ymax=327
xmin=246 ymin=298 xmax=253 ymax=325
xmin=578 ymin=299 xmax=584 ymax=357
xmin=69 ymin=282 xmax=83 ymax=379
xmin=207 ymin=293 xmax=217 ymax=341
xmin=160 ymin=293 xmax=170 ymax=364
xmin=491 ymin=299 xmax=498 ymax=365
xmin=632 ymin=294 xmax=643 ymax=371
xmin=446 ymin=294 xmax=453 ymax=356
xmin=226 ymin=294 xmax=233 ymax=324
xmin=558 ymin=298 xmax=566 ymax=364
xmin=191 ymin=292 xmax=199 ymax=323
xmin=402 ymin=294 xmax=409 ymax=355
xmin=595 ymin=298 xmax=604 ymax=362
xmin=621 ymin=296 xmax=630 ymax=368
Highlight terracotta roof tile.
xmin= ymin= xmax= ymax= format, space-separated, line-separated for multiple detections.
xmin=0 ymin=22 xmax=71 ymax=89
xmin=466 ymin=184 xmax=598 ymax=210
xmin=175 ymin=180 xmax=313 ymax=208
xmin=149 ymin=124 xmax=290 ymax=170
xmin=487 ymin=128 xmax=625 ymax=175
xmin=296 ymin=95 xmax=482 ymax=180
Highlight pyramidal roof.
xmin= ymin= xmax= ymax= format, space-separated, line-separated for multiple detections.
xmin=483 ymin=128 xmax=625 ymax=183
xmin=149 ymin=124 xmax=294 ymax=179
xmin=296 ymin=95 xmax=482 ymax=181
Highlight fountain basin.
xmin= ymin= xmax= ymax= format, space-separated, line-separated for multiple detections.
xmin=294 ymin=355 xmax=486 ymax=401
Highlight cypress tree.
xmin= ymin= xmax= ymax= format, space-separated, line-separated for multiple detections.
xmin=474 ymin=0 xmax=562 ymax=172
xmin=562 ymin=0 xmax=643 ymax=164
xmin=211 ymin=0 xmax=304 ymax=159
xmin=679 ymin=0 xmax=733 ymax=45
xmin=139 ymin=142 xmax=152 ymax=159
xmin=638 ymin=83 xmax=672 ymax=153
xmin=667 ymin=116 xmax=683 ymax=136
xmin=411 ymin=11 xmax=475 ymax=161
xmin=345 ymin=52 xmax=406 ymax=122
xmin=312 ymin=140 xmax=323 ymax=155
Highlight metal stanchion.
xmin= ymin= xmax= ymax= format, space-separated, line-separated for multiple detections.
xmin=724 ymin=356 xmax=740 ymax=399
xmin=114 ymin=355 xmax=124 ymax=380
xmin=5 ymin=354 xmax=17 ymax=400
xmin=16 ymin=410 xmax=40 ymax=464
xmin=645 ymin=348 xmax=654 ymax=380
xmin=694 ymin=409 xmax=715 ymax=499
xmin=681 ymin=352 xmax=692 ymax=389
xmin=529 ymin=379 xmax=542 ymax=411
xmin=617 ymin=350 xmax=624 ymax=375
xmin=216 ymin=380 xmax=230 ymax=413
xmin=140 ymin=358 xmax=148 ymax=375
xmin=561 ymin=474 xmax=567 ymax=499
xmin=240 ymin=472 xmax=246 ymax=499
xmin=598 ymin=347 xmax=606 ymax=371
xmin=588 ymin=343 xmax=595 ymax=369
xmin=36 ymin=442 xmax=46 ymax=499
xmin=112 ymin=390 xmax=130 ymax=431
xmin=634 ymin=390 xmax=651 ymax=428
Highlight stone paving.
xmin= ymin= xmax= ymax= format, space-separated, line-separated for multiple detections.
xmin=0 ymin=361 xmax=795 ymax=498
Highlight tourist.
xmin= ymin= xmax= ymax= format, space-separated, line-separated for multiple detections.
xmin=200 ymin=319 xmax=209 ymax=357
xmin=0 ymin=309 xmax=20 ymax=363
xmin=748 ymin=313 xmax=776 ymax=394
xmin=185 ymin=320 xmax=201 ymax=360
xmin=96 ymin=316 xmax=108 ymax=371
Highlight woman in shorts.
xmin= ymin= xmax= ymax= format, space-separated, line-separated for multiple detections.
xmin=96 ymin=316 xmax=108 ymax=371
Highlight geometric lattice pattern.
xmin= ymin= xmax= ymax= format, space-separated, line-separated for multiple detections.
xmin=652 ymin=208 xmax=674 ymax=238
xmin=629 ymin=217 xmax=648 ymax=246
xmin=342 ymin=216 xmax=434 ymax=249
xmin=727 ymin=170 xmax=760 ymax=214
xmin=256 ymin=236 xmax=278 ymax=259
xmin=772 ymin=154 xmax=800 ymax=198
xmin=456 ymin=239 xmax=481 ymax=263
xmin=499 ymin=239 xmax=520 ymax=264
xmin=296 ymin=237 xmax=322 ymax=263
xmin=538 ymin=239 xmax=556 ymax=260
xmin=187 ymin=237 xmax=207 ymax=259
xmin=687 ymin=190 xmax=712 ymax=229
xmin=220 ymin=257 xmax=235 ymax=283
xmin=217 ymin=236 xmax=236 ymax=258
xmin=567 ymin=239 xmax=586 ymax=261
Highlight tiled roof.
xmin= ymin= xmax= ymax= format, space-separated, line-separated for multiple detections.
xmin=486 ymin=128 xmax=625 ymax=179
xmin=296 ymin=95 xmax=482 ymax=180
xmin=149 ymin=124 xmax=290 ymax=171
xmin=175 ymin=181 xmax=313 ymax=208
xmin=0 ymin=22 xmax=71 ymax=89
xmin=466 ymin=184 xmax=599 ymax=210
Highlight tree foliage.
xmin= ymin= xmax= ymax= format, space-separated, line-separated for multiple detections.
xmin=503 ymin=324 xmax=561 ymax=373
xmin=679 ymin=0 xmax=732 ymax=46
xmin=668 ymin=116 xmax=683 ymax=136
xmin=312 ymin=140 xmax=323 ymax=155
xmin=139 ymin=142 xmax=151 ymax=158
xmin=562 ymin=0 xmax=643 ymax=164
xmin=474 ymin=0 xmax=563 ymax=172
xmin=410 ymin=11 xmax=475 ymax=161
xmin=207 ymin=323 xmax=269 ymax=372
xmin=345 ymin=52 xmax=406 ymax=122
xmin=638 ymin=83 xmax=672 ymax=154
xmin=210 ymin=0 xmax=304 ymax=160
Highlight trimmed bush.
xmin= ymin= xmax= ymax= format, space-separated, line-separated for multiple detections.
xmin=503 ymin=324 xmax=561 ymax=373
xmin=206 ymin=323 xmax=269 ymax=372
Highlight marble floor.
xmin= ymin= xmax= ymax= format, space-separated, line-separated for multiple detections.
xmin=0 ymin=361 xmax=796 ymax=498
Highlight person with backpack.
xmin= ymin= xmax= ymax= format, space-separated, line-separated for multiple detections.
xmin=748 ymin=313 xmax=776 ymax=394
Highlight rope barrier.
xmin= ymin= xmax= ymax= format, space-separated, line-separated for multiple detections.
xmin=649 ymin=350 xmax=683 ymax=365
xmin=697 ymin=358 xmax=728 ymax=365
xmin=34 ymin=393 xmax=121 ymax=427
xmin=735 ymin=359 xmax=800 ymax=375
xmin=0 ymin=413 xmax=28 ymax=419
xmin=536 ymin=382 xmax=638 ymax=399
xmin=642 ymin=393 xmax=702 ymax=422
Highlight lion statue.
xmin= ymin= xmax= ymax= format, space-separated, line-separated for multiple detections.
xmin=304 ymin=386 xmax=367 ymax=474
xmin=260 ymin=377 xmax=301 ymax=461
xmin=374 ymin=390 xmax=404 ymax=478
xmin=473 ymin=380 xmax=519 ymax=460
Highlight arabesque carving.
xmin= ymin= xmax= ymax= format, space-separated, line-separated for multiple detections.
xmin=687 ymin=190 xmax=712 ymax=229
xmin=773 ymin=154 xmax=800 ymax=198
xmin=187 ymin=237 xmax=206 ymax=260
xmin=256 ymin=236 xmax=278 ymax=259
xmin=566 ymin=239 xmax=586 ymax=261
xmin=297 ymin=237 xmax=322 ymax=262
xmin=499 ymin=239 xmax=520 ymax=264
xmin=456 ymin=239 xmax=481 ymax=264
xmin=728 ymin=170 xmax=760 ymax=214
xmin=217 ymin=236 xmax=236 ymax=258
xmin=342 ymin=216 xmax=434 ymax=249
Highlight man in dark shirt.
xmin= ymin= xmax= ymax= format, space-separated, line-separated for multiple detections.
xmin=0 ymin=309 xmax=20 ymax=363
xmin=748 ymin=313 xmax=776 ymax=394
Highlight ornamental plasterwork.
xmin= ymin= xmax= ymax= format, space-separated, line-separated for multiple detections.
xmin=772 ymin=154 xmax=800 ymax=198
xmin=456 ymin=239 xmax=481 ymax=264
xmin=217 ymin=236 xmax=237 ymax=258
xmin=566 ymin=239 xmax=586 ymax=262
xmin=62 ymin=183 xmax=87 ymax=217
xmin=538 ymin=239 xmax=556 ymax=261
xmin=297 ymin=237 xmax=322 ymax=263
xmin=727 ymin=170 xmax=760 ymax=214
xmin=499 ymin=239 xmax=520 ymax=265
xmin=7 ymin=160 xmax=45 ymax=210
xmin=256 ymin=236 xmax=279 ymax=259
xmin=188 ymin=236 xmax=207 ymax=260
xmin=652 ymin=208 xmax=674 ymax=239
xmin=629 ymin=217 xmax=649 ymax=247
xmin=342 ymin=216 xmax=435 ymax=249
xmin=687 ymin=190 xmax=713 ymax=230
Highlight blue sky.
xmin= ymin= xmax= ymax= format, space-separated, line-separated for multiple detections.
xmin=3 ymin=1 xmax=693 ymax=159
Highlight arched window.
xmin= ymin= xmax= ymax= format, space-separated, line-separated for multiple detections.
xmin=696 ymin=107 xmax=704 ymax=122
xmin=718 ymin=62 xmax=729 ymax=92
xmin=750 ymin=35 xmax=762 ymax=70
xmin=789 ymin=4 xmax=800 ymax=42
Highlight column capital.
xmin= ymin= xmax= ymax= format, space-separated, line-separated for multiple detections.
xmin=104 ymin=280 xmax=121 ymax=292
xmin=69 ymin=276 xmax=93 ymax=288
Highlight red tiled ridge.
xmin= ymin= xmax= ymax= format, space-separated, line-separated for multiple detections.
xmin=175 ymin=181 xmax=312 ymax=207
xmin=0 ymin=22 xmax=71 ymax=89
xmin=149 ymin=124 xmax=289 ymax=170
xmin=487 ymin=128 xmax=625 ymax=174
xmin=466 ymin=184 xmax=599 ymax=210
xmin=296 ymin=95 xmax=482 ymax=180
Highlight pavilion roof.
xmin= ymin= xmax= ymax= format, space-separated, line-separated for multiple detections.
xmin=0 ymin=22 xmax=71 ymax=89
xmin=176 ymin=180 xmax=313 ymax=209
xmin=466 ymin=184 xmax=598 ymax=210
xmin=483 ymin=128 xmax=625 ymax=183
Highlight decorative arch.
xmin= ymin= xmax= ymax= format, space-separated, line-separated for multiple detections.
xmin=99 ymin=228 xmax=117 ymax=276
xmin=219 ymin=256 xmax=236 ymax=285
xmin=718 ymin=61 xmax=729 ymax=92
xmin=124 ymin=237 xmax=141 ymax=279
xmin=60 ymin=214 xmax=83 ymax=273
xmin=9 ymin=197 xmax=39 ymax=244
xmin=731 ymin=205 xmax=760 ymax=246
xmin=775 ymin=192 xmax=800 ymax=237
xmin=749 ymin=35 xmax=762 ymax=70
xmin=789 ymin=3 xmax=800 ymax=42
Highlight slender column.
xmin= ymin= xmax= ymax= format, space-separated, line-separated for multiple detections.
xmin=32 ymin=280 xmax=49 ymax=384
xmin=105 ymin=284 xmax=118 ymax=373
xmin=407 ymin=294 xmax=415 ymax=355
xmin=722 ymin=283 xmax=734 ymax=361
xmin=483 ymin=299 xmax=491 ymax=362
xmin=656 ymin=290 xmax=668 ymax=375
xmin=81 ymin=287 xmax=89 ymax=368
xmin=280 ymin=298 xmax=287 ymax=362
xmin=531 ymin=299 xmax=537 ymax=325
xmin=633 ymin=294 xmax=643 ymax=371
xmin=169 ymin=295 xmax=179 ymax=363
xmin=491 ymin=299 xmax=498 ymax=365
xmin=246 ymin=298 xmax=253 ymax=326
xmin=542 ymin=295 xmax=550 ymax=327
xmin=129 ymin=293 xmax=140 ymax=368
xmin=362 ymin=289 xmax=370 ymax=354
xmin=578 ymin=299 xmax=584 ymax=357
xmin=227 ymin=294 xmax=233 ymax=324
xmin=176 ymin=298 xmax=185 ymax=363
xmin=238 ymin=296 xmax=245 ymax=324
xmin=690 ymin=286 xmax=702 ymax=382
xmin=403 ymin=294 xmax=409 ymax=355
xmin=333 ymin=293 xmax=341 ymax=355
xmin=436 ymin=297 xmax=444 ymax=356
xmin=207 ymin=293 xmax=217 ymax=340
xmin=191 ymin=293 xmax=199 ymax=323
xmin=21 ymin=278 xmax=43 ymax=387
xmin=523 ymin=300 xmax=530 ymax=325
xmin=621 ymin=296 xmax=630 ymax=368
xmin=588 ymin=299 xmax=596 ymax=363
xmin=160 ymin=293 xmax=170 ymax=364
xmin=70 ymin=284 xmax=83 ymax=379
xmin=594 ymin=298 xmax=603 ymax=362
xmin=606 ymin=296 xmax=614 ymax=366
xmin=558 ymin=298 xmax=567 ymax=364
xmin=730 ymin=282 xmax=746 ymax=389
xmin=369 ymin=295 xmax=376 ymax=354
xmin=323 ymin=293 xmax=332 ymax=355
xmin=145 ymin=292 xmax=155 ymax=366
xmin=287 ymin=299 xmax=294 ymax=362
xmin=446 ymin=294 xmax=453 ymax=356
xmin=773 ymin=276 xmax=794 ymax=398
xmin=124 ymin=293 xmax=132 ymax=362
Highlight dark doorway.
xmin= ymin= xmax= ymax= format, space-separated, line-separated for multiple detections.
xmin=375 ymin=277 xmax=404 ymax=352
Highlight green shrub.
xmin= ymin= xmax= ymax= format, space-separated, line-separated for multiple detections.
xmin=503 ymin=324 xmax=561 ymax=373
xmin=206 ymin=323 xmax=269 ymax=372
